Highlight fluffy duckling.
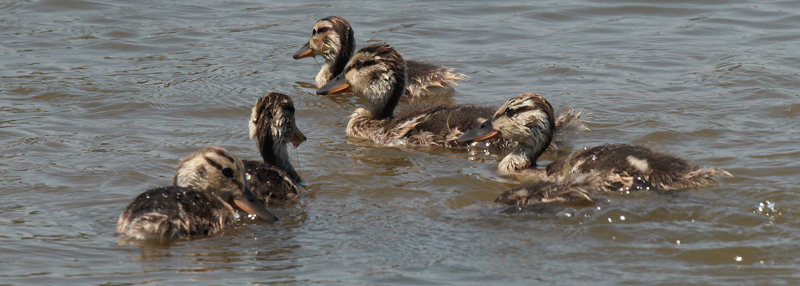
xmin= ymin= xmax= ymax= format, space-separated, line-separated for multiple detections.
xmin=294 ymin=16 xmax=466 ymax=98
xmin=118 ymin=146 xmax=278 ymax=240
xmin=316 ymin=44 xmax=584 ymax=150
xmin=458 ymin=93 xmax=732 ymax=192
xmin=316 ymin=43 xmax=498 ymax=148
xmin=245 ymin=92 xmax=306 ymax=204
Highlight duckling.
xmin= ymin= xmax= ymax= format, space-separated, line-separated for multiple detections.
xmin=117 ymin=146 xmax=278 ymax=240
xmin=294 ymin=16 xmax=466 ymax=98
xmin=316 ymin=44 xmax=584 ymax=151
xmin=244 ymin=92 xmax=306 ymax=204
xmin=458 ymin=93 xmax=732 ymax=192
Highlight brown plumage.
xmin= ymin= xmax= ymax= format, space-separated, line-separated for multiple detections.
xmin=294 ymin=16 xmax=466 ymax=98
xmin=546 ymin=144 xmax=731 ymax=191
xmin=117 ymin=146 xmax=278 ymax=240
xmin=494 ymin=173 xmax=598 ymax=206
xmin=317 ymin=44 xmax=585 ymax=150
xmin=458 ymin=94 xmax=732 ymax=196
xmin=245 ymin=92 xmax=306 ymax=205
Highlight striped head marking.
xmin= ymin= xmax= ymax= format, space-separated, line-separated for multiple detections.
xmin=491 ymin=93 xmax=555 ymax=148
xmin=308 ymin=16 xmax=354 ymax=60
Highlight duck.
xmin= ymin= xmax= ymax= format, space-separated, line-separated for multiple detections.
xmin=117 ymin=146 xmax=278 ymax=240
xmin=316 ymin=43 xmax=585 ymax=151
xmin=293 ymin=16 xmax=466 ymax=98
xmin=244 ymin=92 xmax=306 ymax=205
xmin=457 ymin=93 xmax=732 ymax=195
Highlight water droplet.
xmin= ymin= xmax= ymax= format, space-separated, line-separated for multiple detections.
xmin=619 ymin=215 xmax=626 ymax=221
xmin=676 ymin=240 xmax=680 ymax=245
xmin=564 ymin=213 xmax=572 ymax=217
xmin=735 ymin=256 xmax=742 ymax=262
xmin=607 ymin=218 xmax=612 ymax=222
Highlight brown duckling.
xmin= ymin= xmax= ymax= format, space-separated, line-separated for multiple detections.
xmin=316 ymin=43 xmax=584 ymax=151
xmin=458 ymin=93 xmax=732 ymax=192
xmin=117 ymin=146 xmax=278 ymax=240
xmin=244 ymin=92 xmax=306 ymax=204
xmin=294 ymin=16 xmax=466 ymax=98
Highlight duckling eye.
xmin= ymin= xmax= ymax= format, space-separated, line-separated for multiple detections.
xmin=312 ymin=29 xmax=317 ymax=35
xmin=221 ymin=167 xmax=235 ymax=179
xmin=354 ymin=60 xmax=363 ymax=68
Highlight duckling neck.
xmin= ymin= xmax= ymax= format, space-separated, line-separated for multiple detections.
xmin=365 ymin=71 xmax=406 ymax=119
xmin=258 ymin=139 xmax=302 ymax=183
xmin=317 ymin=31 xmax=355 ymax=86
xmin=498 ymin=144 xmax=541 ymax=175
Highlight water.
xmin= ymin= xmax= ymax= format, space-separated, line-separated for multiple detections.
xmin=2 ymin=0 xmax=799 ymax=284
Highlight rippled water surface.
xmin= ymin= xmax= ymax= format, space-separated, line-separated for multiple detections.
xmin=2 ymin=0 xmax=799 ymax=284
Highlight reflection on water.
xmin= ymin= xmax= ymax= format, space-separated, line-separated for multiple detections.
xmin=1 ymin=0 xmax=799 ymax=284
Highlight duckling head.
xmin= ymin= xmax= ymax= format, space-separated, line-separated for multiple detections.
xmin=317 ymin=43 xmax=407 ymax=119
xmin=173 ymin=146 xmax=278 ymax=222
xmin=249 ymin=92 xmax=306 ymax=182
xmin=458 ymin=93 xmax=555 ymax=172
xmin=293 ymin=16 xmax=354 ymax=61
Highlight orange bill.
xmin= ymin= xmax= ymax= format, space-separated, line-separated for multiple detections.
xmin=230 ymin=187 xmax=279 ymax=222
xmin=292 ymin=43 xmax=314 ymax=59
xmin=316 ymin=73 xmax=351 ymax=95
xmin=457 ymin=119 xmax=500 ymax=144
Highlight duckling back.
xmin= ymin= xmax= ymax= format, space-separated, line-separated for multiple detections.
xmin=244 ymin=161 xmax=303 ymax=204
xmin=495 ymin=173 xmax=598 ymax=206
xmin=549 ymin=144 xmax=732 ymax=191
xmin=117 ymin=186 xmax=236 ymax=240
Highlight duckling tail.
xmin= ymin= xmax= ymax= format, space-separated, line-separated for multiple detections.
xmin=550 ymin=107 xmax=590 ymax=150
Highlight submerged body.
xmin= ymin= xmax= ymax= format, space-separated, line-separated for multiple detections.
xmin=293 ymin=16 xmax=466 ymax=98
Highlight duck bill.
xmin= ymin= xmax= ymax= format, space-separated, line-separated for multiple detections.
xmin=457 ymin=119 xmax=500 ymax=144
xmin=316 ymin=73 xmax=351 ymax=95
xmin=290 ymin=127 xmax=307 ymax=147
xmin=292 ymin=43 xmax=315 ymax=59
xmin=231 ymin=188 xmax=279 ymax=222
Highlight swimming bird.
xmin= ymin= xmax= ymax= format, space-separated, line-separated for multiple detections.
xmin=458 ymin=93 xmax=732 ymax=194
xmin=316 ymin=44 xmax=585 ymax=151
xmin=245 ymin=92 xmax=306 ymax=204
xmin=294 ymin=16 xmax=466 ymax=98
xmin=117 ymin=146 xmax=278 ymax=240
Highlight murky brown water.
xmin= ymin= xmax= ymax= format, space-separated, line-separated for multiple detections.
xmin=2 ymin=0 xmax=799 ymax=284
